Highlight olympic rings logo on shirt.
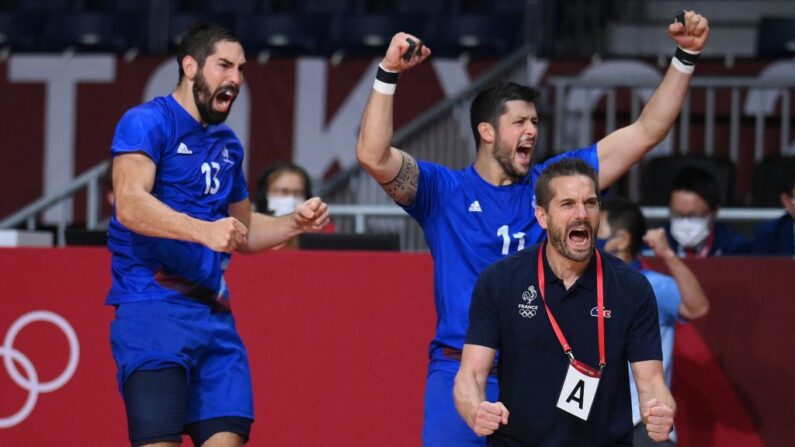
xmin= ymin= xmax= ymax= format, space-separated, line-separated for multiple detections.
xmin=0 ymin=310 xmax=80 ymax=429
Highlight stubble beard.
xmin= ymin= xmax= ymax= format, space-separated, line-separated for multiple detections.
xmin=547 ymin=219 xmax=594 ymax=262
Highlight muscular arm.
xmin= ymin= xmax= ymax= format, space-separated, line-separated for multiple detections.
xmin=113 ymin=152 xmax=210 ymax=244
xmin=596 ymin=65 xmax=692 ymax=188
xmin=355 ymin=82 xmax=419 ymax=206
xmin=596 ymin=11 xmax=709 ymax=188
xmin=229 ymin=197 xmax=329 ymax=253
xmin=454 ymin=344 xmax=508 ymax=436
xmin=355 ymin=32 xmax=429 ymax=206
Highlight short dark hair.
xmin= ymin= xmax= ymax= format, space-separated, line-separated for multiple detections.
xmin=670 ymin=167 xmax=720 ymax=210
xmin=254 ymin=162 xmax=312 ymax=214
xmin=534 ymin=158 xmax=599 ymax=210
xmin=469 ymin=81 xmax=539 ymax=149
xmin=601 ymin=197 xmax=647 ymax=257
xmin=176 ymin=23 xmax=239 ymax=83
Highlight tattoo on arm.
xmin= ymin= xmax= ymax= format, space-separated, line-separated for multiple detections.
xmin=380 ymin=150 xmax=419 ymax=206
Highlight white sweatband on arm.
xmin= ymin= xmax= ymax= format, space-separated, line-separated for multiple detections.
xmin=373 ymin=63 xmax=399 ymax=95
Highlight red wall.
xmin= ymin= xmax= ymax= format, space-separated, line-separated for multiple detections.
xmin=0 ymin=249 xmax=791 ymax=445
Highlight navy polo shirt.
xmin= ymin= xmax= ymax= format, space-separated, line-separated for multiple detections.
xmin=466 ymin=243 xmax=662 ymax=447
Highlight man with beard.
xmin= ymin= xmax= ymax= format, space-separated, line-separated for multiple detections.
xmin=454 ymin=158 xmax=674 ymax=446
xmin=356 ymin=11 xmax=708 ymax=447
xmin=107 ymin=23 xmax=329 ymax=447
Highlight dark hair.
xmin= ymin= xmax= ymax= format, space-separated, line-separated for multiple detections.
xmin=176 ymin=23 xmax=239 ymax=83
xmin=601 ymin=197 xmax=646 ymax=257
xmin=534 ymin=158 xmax=599 ymax=210
xmin=254 ymin=162 xmax=312 ymax=214
xmin=469 ymin=81 xmax=539 ymax=149
xmin=670 ymin=167 xmax=720 ymax=210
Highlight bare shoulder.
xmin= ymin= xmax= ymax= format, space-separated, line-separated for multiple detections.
xmin=379 ymin=150 xmax=419 ymax=206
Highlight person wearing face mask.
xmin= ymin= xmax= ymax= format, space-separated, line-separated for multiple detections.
xmin=665 ymin=167 xmax=750 ymax=257
xmin=752 ymin=169 xmax=795 ymax=257
xmin=598 ymin=197 xmax=709 ymax=446
xmin=255 ymin=162 xmax=336 ymax=249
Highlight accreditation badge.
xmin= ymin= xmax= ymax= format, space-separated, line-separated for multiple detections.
xmin=556 ymin=360 xmax=601 ymax=420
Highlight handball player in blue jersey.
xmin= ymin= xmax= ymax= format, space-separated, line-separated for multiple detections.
xmin=356 ymin=12 xmax=709 ymax=446
xmin=107 ymin=23 xmax=328 ymax=447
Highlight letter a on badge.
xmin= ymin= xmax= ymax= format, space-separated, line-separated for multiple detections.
xmin=557 ymin=363 xmax=600 ymax=420
xmin=566 ymin=380 xmax=585 ymax=409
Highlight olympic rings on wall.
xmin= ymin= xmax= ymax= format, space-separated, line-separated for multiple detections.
xmin=0 ymin=310 xmax=80 ymax=429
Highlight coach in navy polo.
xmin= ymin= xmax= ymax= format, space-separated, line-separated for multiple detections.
xmin=454 ymin=158 xmax=675 ymax=446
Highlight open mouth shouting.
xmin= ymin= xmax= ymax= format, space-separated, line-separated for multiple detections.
xmin=515 ymin=138 xmax=535 ymax=167
xmin=214 ymin=85 xmax=239 ymax=113
xmin=566 ymin=220 xmax=593 ymax=253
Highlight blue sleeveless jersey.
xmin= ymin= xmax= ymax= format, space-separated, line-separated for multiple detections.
xmin=106 ymin=95 xmax=249 ymax=307
xmin=402 ymin=146 xmax=598 ymax=355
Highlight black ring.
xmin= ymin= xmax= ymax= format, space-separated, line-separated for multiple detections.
xmin=675 ymin=10 xmax=685 ymax=25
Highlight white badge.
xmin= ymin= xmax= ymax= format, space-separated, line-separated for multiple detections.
xmin=556 ymin=361 xmax=601 ymax=420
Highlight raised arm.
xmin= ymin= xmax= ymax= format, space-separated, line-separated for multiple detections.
xmin=229 ymin=197 xmax=329 ymax=253
xmin=113 ymin=152 xmax=247 ymax=253
xmin=355 ymin=32 xmax=430 ymax=206
xmin=644 ymin=228 xmax=710 ymax=319
xmin=454 ymin=344 xmax=508 ymax=437
xmin=597 ymin=11 xmax=710 ymax=188
xmin=631 ymin=360 xmax=677 ymax=442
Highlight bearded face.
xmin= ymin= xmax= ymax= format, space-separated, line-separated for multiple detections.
xmin=540 ymin=175 xmax=600 ymax=262
xmin=192 ymin=69 xmax=239 ymax=125
xmin=489 ymin=100 xmax=537 ymax=181
xmin=547 ymin=214 xmax=596 ymax=262
xmin=492 ymin=126 xmax=529 ymax=181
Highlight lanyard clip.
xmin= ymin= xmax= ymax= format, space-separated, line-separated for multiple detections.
xmin=599 ymin=363 xmax=606 ymax=372
xmin=565 ymin=350 xmax=574 ymax=361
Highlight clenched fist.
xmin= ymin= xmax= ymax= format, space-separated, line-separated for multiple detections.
xmin=293 ymin=197 xmax=330 ymax=233
xmin=469 ymin=401 xmax=510 ymax=437
xmin=381 ymin=32 xmax=432 ymax=73
xmin=204 ymin=217 xmax=248 ymax=253
xmin=642 ymin=398 xmax=675 ymax=442
xmin=668 ymin=11 xmax=709 ymax=53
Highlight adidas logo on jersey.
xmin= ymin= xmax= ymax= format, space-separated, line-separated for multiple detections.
xmin=177 ymin=142 xmax=193 ymax=155
xmin=468 ymin=200 xmax=482 ymax=213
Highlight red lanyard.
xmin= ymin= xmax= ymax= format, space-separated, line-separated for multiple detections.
xmin=537 ymin=243 xmax=606 ymax=370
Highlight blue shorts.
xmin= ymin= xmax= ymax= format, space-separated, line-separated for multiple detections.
xmin=422 ymin=357 xmax=499 ymax=447
xmin=110 ymin=299 xmax=254 ymax=424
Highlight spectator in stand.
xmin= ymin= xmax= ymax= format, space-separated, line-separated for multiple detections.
xmin=664 ymin=167 xmax=750 ymax=257
xmin=255 ymin=162 xmax=335 ymax=249
xmin=752 ymin=169 xmax=795 ymax=257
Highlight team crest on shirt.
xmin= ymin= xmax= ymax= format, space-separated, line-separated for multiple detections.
xmin=518 ymin=285 xmax=539 ymax=318
xmin=590 ymin=307 xmax=612 ymax=318
xmin=222 ymin=146 xmax=233 ymax=165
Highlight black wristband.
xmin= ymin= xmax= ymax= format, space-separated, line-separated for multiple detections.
xmin=674 ymin=47 xmax=700 ymax=67
xmin=376 ymin=65 xmax=399 ymax=84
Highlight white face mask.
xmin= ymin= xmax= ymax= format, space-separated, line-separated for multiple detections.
xmin=267 ymin=196 xmax=301 ymax=217
xmin=670 ymin=217 xmax=710 ymax=248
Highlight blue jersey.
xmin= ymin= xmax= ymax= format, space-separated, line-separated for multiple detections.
xmin=106 ymin=95 xmax=249 ymax=308
xmin=402 ymin=146 xmax=598 ymax=357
